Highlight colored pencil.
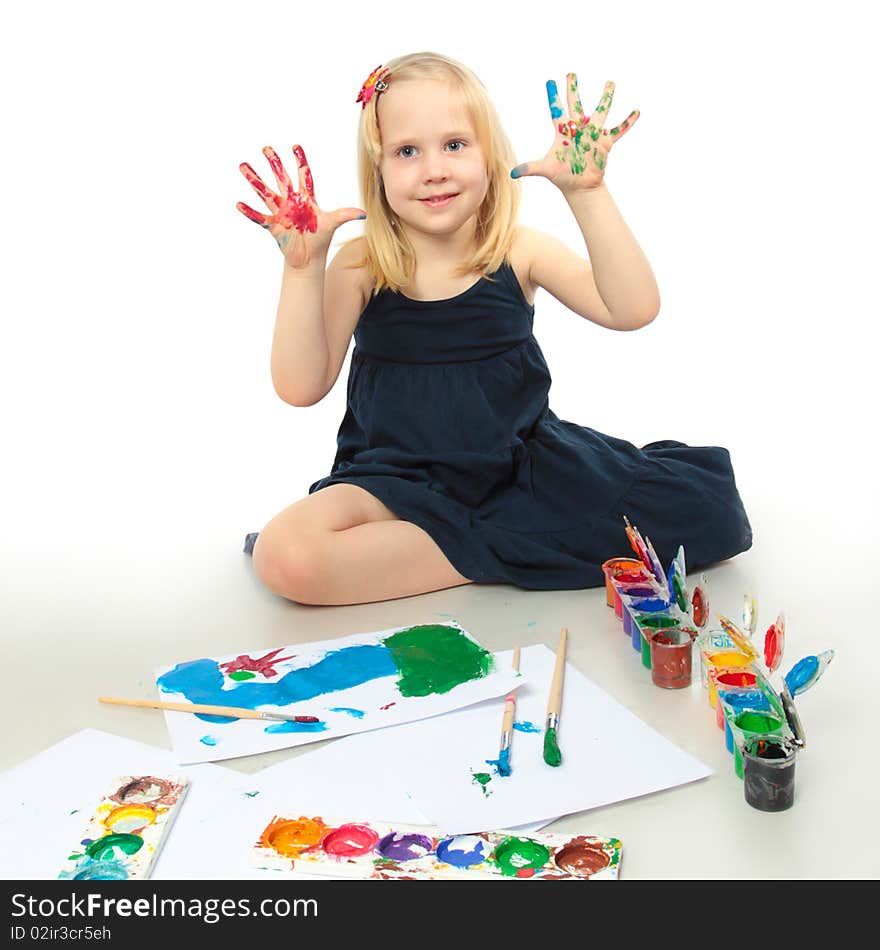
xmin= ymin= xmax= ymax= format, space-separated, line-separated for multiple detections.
xmin=98 ymin=696 xmax=319 ymax=724
xmin=496 ymin=647 xmax=521 ymax=777
xmin=543 ymin=627 xmax=568 ymax=767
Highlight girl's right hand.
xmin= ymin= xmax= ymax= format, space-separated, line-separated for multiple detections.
xmin=236 ymin=145 xmax=365 ymax=269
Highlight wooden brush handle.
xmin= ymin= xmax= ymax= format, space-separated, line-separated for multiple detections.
xmin=500 ymin=646 xmax=522 ymax=735
xmin=547 ymin=627 xmax=568 ymax=717
xmin=99 ymin=696 xmax=261 ymax=720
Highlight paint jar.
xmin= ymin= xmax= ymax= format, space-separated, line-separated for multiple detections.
xmin=732 ymin=711 xmax=784 ymax=779
xmin=711 ymin=670 xmax=759 ymax=729
xmin=601 ymin=557 xmax=646 ymax=609
xmin=742 ymin=735 xmax=798 ymax=812
xmin=705 ymin=651 xmax=754 ymax=707
xmin=622 ymin=602 xmax=635 ymax=642
xmin=719 ymin=690 xmax=772 ymax=753
xmin=696 ymin=630 xmax=735 ymax=687
xmin=648 ymin=629 xmax=694 ymax=689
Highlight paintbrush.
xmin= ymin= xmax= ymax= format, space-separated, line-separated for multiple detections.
xmin=543 ymin=627 xmax=568 ymax=767
xmin=496 ymin=646 xmax=521 ymax=777
xmin=98 ymin=696 xmax=320 ymax=724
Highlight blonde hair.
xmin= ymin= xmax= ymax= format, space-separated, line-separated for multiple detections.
xmin=341 ymin=51 xmax=521 ymax=296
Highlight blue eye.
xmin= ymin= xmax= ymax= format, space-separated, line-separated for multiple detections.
xmin=396 ymin=140 xmax=466 ymax=158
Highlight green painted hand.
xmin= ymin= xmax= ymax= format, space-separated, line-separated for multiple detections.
xmin=511 ymin=75 xmax=639 ymax=192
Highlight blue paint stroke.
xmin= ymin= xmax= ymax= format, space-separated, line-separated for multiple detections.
xmin=195 ymin=714 xmax=238 ymax=725
xmin=546 ymin=80 xmax=563 ymax=118
xmin=492 ymin=748 xmax=512 ymax=777
xmin=157 ymin=644 xmax=398 ymax=711
xmin=436 ymin=835 xmax=488 ymax=868
xmin=264 ymin=720 xmax=328 ymax=734
xmin=514 ymin=720 xmax=540 ymax=733
xmin=199 ymin=735 xmax=219 ymax=746
xmin=329 ymin=707 xmax=365 ymax=719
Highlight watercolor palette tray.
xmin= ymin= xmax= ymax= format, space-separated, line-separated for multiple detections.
xmin=58 ymin=774 xmax=188 ymax=880
xmin=252 ymin=814 xmax=622 ymax=880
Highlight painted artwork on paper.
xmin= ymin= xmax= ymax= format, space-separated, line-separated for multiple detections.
xmin=58 ymin=775 xmax=188 ymax=880
xmin=155 ymin=622 xmax=523 ymax=764
xmin=252 ymin=814 xmax=622 ymax=880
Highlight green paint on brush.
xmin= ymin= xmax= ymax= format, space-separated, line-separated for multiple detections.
xmin=385 ymin=625 xmax=494 ymax=698
xmin=543 ymin=726 xmax=562 ymax=767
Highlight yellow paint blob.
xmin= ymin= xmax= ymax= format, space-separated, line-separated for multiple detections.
xmin=104 ymin=804 xmax=157 ymax=835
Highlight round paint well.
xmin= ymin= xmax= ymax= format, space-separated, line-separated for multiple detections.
xmin=264 ymin=817 xmax=327 ymax=857
xmin=435 ymin=835 xmax=489 ymax=868
xmin=553 ymin=837 xmax=611 ymax=877
xmin=375 ymin=832 xmax=434 ymax=863
xmin=320 ymin=824 xmax=379 ymax=858
xmin=491 ymin=836 xmax=551 ymax=878
xmin=732 ymin=712 xmax=784 ymax=778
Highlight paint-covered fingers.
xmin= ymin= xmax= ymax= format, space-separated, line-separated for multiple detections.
xmin=236 ymin=200 xmax=269 ymax=228
xmin=262 ymin=145 xmax=296 ymax=201
xmin=292 ymin=145 xmax=316 ymax=202
xmin=510 ymin=161 xmax=535 ymax=179
xmin=566 ymin=72 xmax=587 ymax=123
xmin=602 ymin=108 xmax=640 ymax=145
xmin=592 ymin=80 xmax=615 ymax=127
xmin=545 ymin=79 xmax=566 ymax=128
xmin=239 ymin=161 xmax=280 ymax=212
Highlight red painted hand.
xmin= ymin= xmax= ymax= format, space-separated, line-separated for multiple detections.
xmin=511 ymin=75 xmax=639 ymax=193
xmin=236 ymin=145 xmax=364 ymax=268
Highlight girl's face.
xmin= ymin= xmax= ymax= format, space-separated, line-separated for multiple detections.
xmin=377 ymin=80 xmax=489 ymax=240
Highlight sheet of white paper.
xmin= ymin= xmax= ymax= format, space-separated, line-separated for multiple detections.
xmin=0 ymin=729 xmax=272 ymax=880
xmin=261 ymin=646 xmax=713 ymax=834
xmin=405 ymin=645 xmax=714 ymax=832
xmin=155 ymin=622 xmax=522 ymax=765
xmin=253 ymin=739 xmax=554 ymax=837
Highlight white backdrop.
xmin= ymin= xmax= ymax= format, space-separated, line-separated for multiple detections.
xmin=2 ymin=0 xmax=876 ymax=568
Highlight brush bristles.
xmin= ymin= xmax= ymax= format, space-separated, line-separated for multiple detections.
xmin=543 ymin=726 xmax=562 ymax=767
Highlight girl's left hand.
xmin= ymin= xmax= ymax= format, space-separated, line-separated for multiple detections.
xmin=511 ymin=75 xmax=639 ymax=193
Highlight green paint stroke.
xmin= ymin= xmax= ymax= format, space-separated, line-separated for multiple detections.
xmin=86 ymin=833 xmax=144 ymax=860
xmin=384 ymin=625 xmax=494 ymax=697
xmin=471 ymin=770 xmax=493 ymax=799
xmin=229 ymin=671 xmax=256 ymax=681
xmin=543 ymin=726 xmax=562 ymax=767
xmin=492 ymin=836 xmax=551 ymax=877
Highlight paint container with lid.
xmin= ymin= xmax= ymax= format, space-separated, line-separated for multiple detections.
xmin=742 ymin=735 xmax=798 ymax=811
xmin=719 ymin=690 xmax=772 ymax=752
xmin=648 ymin=628 xmax=695 ymax=689
xmin=696 ymin=630 xmax=735 ymax=687
xmin=732 ymin=711 xmax=785 ymax=778
xmin=705 ymin=651 xmax=754 ymax=707
xmin=711 ymin=670 xmax=759 ymax=729
xmin=601 ymin=557 xmax=647 ymax=610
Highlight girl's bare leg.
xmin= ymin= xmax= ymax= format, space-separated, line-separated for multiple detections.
xmin=252 ymin=484 xmax=473 ymax=605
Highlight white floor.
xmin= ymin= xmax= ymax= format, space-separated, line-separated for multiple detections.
xmin=2 ymin=447 xmax=875 ymax=879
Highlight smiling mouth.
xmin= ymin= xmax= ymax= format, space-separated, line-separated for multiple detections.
xmin=420 ymin=193 xmax=458 ymax=202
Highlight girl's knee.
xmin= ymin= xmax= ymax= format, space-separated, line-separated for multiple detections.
xmin=252 ymin=532 xmax=330 ymax=604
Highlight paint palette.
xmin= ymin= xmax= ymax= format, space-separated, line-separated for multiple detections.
xmin=58 ymin=775 xmax=188 ymax=880
xmin=252 ymin=815 xmax=622 ymax=880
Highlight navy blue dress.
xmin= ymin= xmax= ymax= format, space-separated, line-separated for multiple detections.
xmin=309 ymin=260 xmax=752 ymax=589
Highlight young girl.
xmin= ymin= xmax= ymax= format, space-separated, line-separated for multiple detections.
xmin=236 ymin=51 xmax=752 ymax=606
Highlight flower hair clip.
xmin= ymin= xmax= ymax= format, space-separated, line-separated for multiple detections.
xmin=357 ymin=65 xmax=389 ymax=109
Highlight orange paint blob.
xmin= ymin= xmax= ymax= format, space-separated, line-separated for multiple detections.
xmin=261 ymin=816 xmax=329 ymax=857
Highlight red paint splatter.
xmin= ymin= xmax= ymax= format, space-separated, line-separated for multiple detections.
xmin=380 ymin=702 xmax=396 ymax=711
xmin=220 ymin=648 xmax=296 ymax=678
xmin=516 ymin=867 xmax=537 ymax=878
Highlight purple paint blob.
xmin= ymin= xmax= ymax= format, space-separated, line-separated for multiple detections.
xmin=375 ymin=832 xmax=434 ymax=862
